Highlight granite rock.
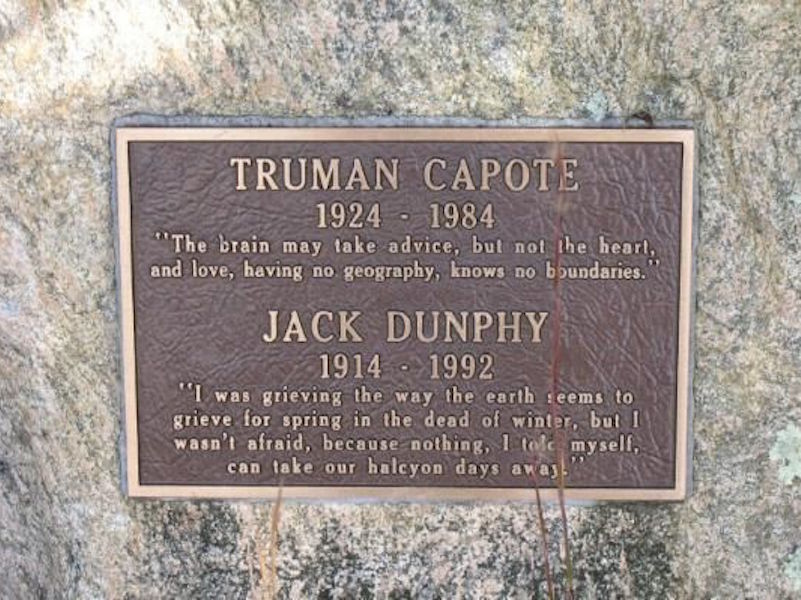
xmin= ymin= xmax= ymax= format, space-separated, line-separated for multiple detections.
xmin=1 ymin=1 xmax=800 ymax=598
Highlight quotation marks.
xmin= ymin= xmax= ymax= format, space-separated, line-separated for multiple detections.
xmin=179 ymin=381 xmax=203 ymax=402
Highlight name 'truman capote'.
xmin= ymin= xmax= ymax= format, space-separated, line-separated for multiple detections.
xmin=229 ymin=155 xmax=579 ymax=192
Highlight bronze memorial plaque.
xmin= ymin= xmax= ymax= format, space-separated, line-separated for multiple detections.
xmin=114 ymin=126 xmax=695 ymax=501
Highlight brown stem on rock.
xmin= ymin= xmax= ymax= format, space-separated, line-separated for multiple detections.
xmin=549 ymin=140 xmax=574 ymax=599
xmin=531 ymin=451 xmax=556 ymax=600
xmin=259 ymin=485 xmax=284 ymax=600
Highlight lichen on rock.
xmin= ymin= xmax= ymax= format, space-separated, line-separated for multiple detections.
xmin=770 ymin=424 xmax=801 ymax=486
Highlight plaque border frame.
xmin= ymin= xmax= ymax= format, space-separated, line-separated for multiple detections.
xmin=113 ymin=125 xmax=696 ymax=502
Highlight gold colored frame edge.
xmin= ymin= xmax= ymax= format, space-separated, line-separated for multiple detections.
xmin=115 ymin=127 xmax=695 ymax=502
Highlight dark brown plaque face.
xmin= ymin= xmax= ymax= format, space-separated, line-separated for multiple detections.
xmin=114 ymin=126 xmax=695 ymax=501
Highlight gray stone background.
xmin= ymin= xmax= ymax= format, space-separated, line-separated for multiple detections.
xmin=1 ymin=1 xmax=800 ymax=598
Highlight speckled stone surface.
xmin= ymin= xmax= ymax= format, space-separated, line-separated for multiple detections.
xmin=1 ymin=1 xmax=800 ymax=598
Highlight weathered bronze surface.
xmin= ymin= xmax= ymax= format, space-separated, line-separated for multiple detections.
xmin=114 ymin=127 xmax=695 ymax=501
